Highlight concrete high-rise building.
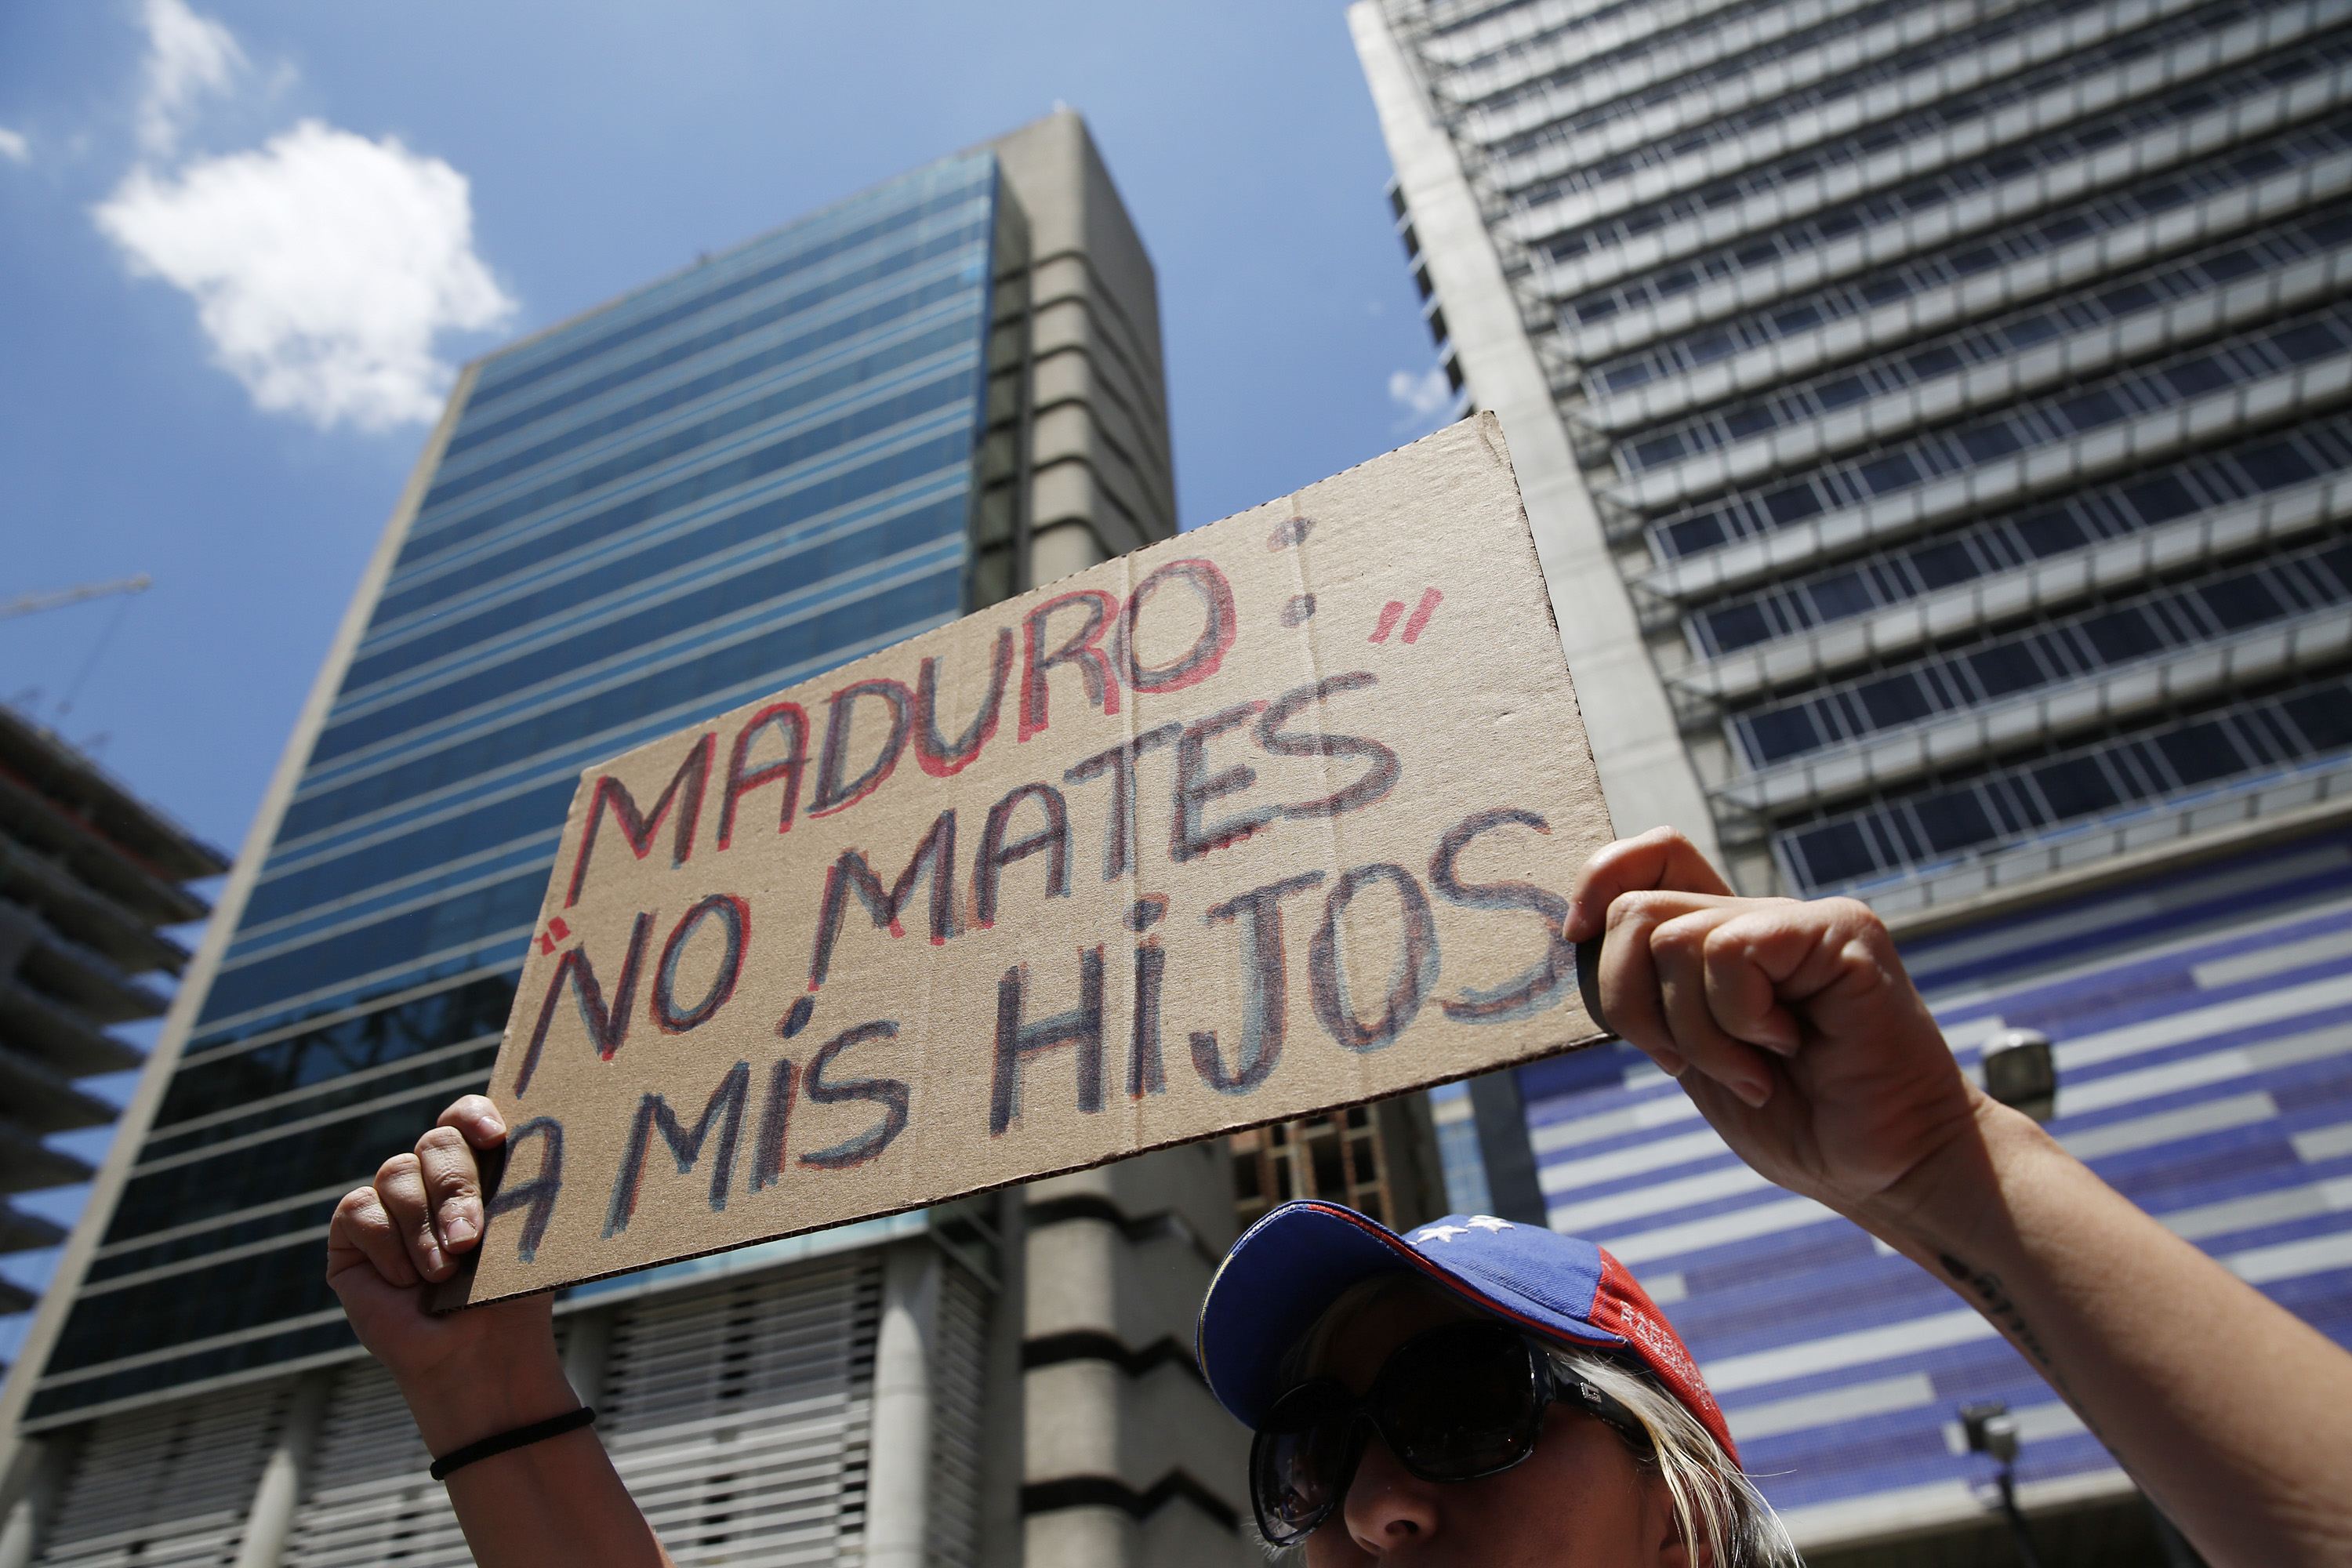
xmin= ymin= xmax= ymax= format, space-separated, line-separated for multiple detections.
xmin=0 ymin=111 xmax=1255 ymax=1568
xmin=1355 ymin=1 xmax=2352 ymax=1559
xmin=0 ymin=708 xmax=227 ymax=1363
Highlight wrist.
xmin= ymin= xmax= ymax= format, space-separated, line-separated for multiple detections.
xmin=398 ymin=1343 xmax=581 ymax=1457
xmin=1851 ymin=1089 xmax=2056 ymax=1262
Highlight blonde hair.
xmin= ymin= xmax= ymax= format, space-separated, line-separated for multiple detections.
xmin=1544 ymin=1344 xmax=1798 ymax=1568
xmin=1259 ymin=1277 xmax=1800 ymax=1567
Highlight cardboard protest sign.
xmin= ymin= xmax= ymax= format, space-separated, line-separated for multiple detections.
xmin=452 ymin=413 xmax=1616 ymax=1305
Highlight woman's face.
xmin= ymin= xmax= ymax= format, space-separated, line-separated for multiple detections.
xmin=1295 ymin=1286 xmax=1690 ymax=1567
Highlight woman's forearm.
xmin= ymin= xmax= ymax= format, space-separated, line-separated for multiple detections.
xmin=403 ymin=1350 xmax=674 ymax=1568
xmin=1861 ymin=1098 xmax=2352 ymax=1568
xmin=1565 ymin=832 xmax=2352 ymax=1566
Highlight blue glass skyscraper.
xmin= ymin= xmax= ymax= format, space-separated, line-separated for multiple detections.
xmin=2 ymin=114 xmax=1256 ymax=1568
xmin=36 ymin=141 xmax=1015 ymax=1425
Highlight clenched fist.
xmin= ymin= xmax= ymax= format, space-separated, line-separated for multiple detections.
xmin=1566 ymin=827 xmax=1987 ymax=1225
xmin=325 ymin=1094 xmax=571 ymax=1454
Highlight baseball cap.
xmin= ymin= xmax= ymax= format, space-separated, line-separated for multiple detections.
xmin=1196 ymin=1199 xmax=1738 ymax=1464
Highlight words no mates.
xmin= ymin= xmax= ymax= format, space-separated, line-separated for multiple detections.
xmin=451 ymin=414 xmax=1616 ymax=1306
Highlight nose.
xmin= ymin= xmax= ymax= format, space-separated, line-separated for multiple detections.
xmin=1338 ymin=1432 xmax=1443 ymax=1554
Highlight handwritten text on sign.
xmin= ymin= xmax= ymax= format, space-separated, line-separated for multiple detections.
xmin=457 ymin=415 xmax=1615 ymax=1304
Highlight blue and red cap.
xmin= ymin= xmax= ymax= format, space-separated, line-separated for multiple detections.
xmin=1196 ymin=1200 xmax=1738 ymax=1465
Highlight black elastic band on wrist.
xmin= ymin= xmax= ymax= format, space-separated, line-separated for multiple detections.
xmin=430 ymin=1405 xmax=596 ymax=1481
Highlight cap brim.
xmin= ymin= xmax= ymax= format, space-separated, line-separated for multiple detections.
xmin=1196 ymin=1201 xmax=1620 ymax=1428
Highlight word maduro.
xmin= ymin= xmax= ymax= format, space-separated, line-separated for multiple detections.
xmin=558 ymin=555 xmax=1241 ymax=916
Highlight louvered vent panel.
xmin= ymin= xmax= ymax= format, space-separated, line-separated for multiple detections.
xmin=34 ymin=1381 xmax=285 ymax=1566
xmin=925 ymin=1261 xmax=989 ymax=1568
xmin=603 ymin=1254 xmax=881 ymax=1566
xmin=281 ymin=1361 xmax=471 ymax=1568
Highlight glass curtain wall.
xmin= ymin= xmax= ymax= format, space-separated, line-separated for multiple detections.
xmin=27 ymin=151 xmax=1014 ymax=1425
xmin=1372 ymin=0 xmax=2352 ymax=911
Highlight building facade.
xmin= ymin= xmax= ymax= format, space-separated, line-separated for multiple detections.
xmin=1227 ymin=1100 xmax=1449 ymax=1237
xmin=0 ymin=708 xmax=226 ymax=1363
xmin=1353 ymin=0 xmax=2352 ymax=1556
xmin=0 ymin=111 xmax=1255 ymax=1568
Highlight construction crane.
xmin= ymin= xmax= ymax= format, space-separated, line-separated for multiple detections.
xmin=0 ymin=575 xmax=152 ymax=622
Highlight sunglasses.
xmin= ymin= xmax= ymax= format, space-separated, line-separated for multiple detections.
xmin=1250 ymin=1318 xmax=1649 ymax=1546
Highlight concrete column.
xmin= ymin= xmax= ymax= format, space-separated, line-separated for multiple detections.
xmin=1348 ymin=2 xmax=1722 ymax=866
xmin=0 ymin=1495 xmax=29 ymax=1568
xmin=977 ymin=1189 xmax=1029 ymax=1568
xmin=0 ymin=1450 xmax=38 ymax=1568
xmin=0 ymin=1433 xmax=71 ymax=1568
xmin=231 ymin=1371 xmax=332 ymax=1568
xmin=561 ymin=1308 xmax=613 ymax=1410
xmin=1018 ymin=1144 xmax=1256 ymax=1568
xmin=0 ymin=1498 xmax=32 ymax=1568
xmin=1466 ymin=1069 xmax=1549 ymax=1227
xmin=866 ymin=1243 xmax=942 ymax=1568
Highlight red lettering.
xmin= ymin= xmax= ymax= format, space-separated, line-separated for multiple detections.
xmin=717 ymin=702 xmax=808 ymax=849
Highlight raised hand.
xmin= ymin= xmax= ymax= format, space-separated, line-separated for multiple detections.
xmin=325 ymin=1094 xmax=568 ymax=1450
xmin=1569 ymin=829 xmax=2352 ymax=1568
xmin=1565 ymin=827 xmax=1987 ymax=1223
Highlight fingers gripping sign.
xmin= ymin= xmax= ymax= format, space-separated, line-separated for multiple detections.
xmin=329 ymin=1184 xmax=418 ymax=1291
xmin=1566 ymin=830 xmax=1982 ymax=1217
xmin=326 ymin=1094 xmax=554 ymax=1392
xmin=326 ymin=1091 xmax=630 ymax=1532
xmin=425 ymin=1094 xmax=506 ymax=1251
xmin=1598 ymin=891 xmax=1784 ymax=1106
xmin=375 ymin=1150 xmax=445 ymax=1281
xmin=1563 ymin=823 xmax=1733 ymax=935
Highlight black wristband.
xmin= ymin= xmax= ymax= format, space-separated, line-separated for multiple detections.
xmin=429 ymin=1405 xmax=596 ymax=1481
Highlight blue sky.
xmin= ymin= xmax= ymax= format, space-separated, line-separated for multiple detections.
xmin=0 ymin=2 xmax=1444 ymax=1341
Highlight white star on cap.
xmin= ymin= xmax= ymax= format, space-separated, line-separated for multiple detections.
xmin=1414 ymin=1225 xmax=1469 ymax=1245
xmin=1466 ymin=1215 xmax=1513 ymax=1232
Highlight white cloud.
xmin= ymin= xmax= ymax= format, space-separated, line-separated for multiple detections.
xmin=95 ymin=120 xmax=517 ymax=430
xmin=0 ymin=128 xmax=28 ymax=165
xmin=1387 ymin=364 xmax=1454 ymax=428
xmin=136 ymin=0 xmax=245 ymax=158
